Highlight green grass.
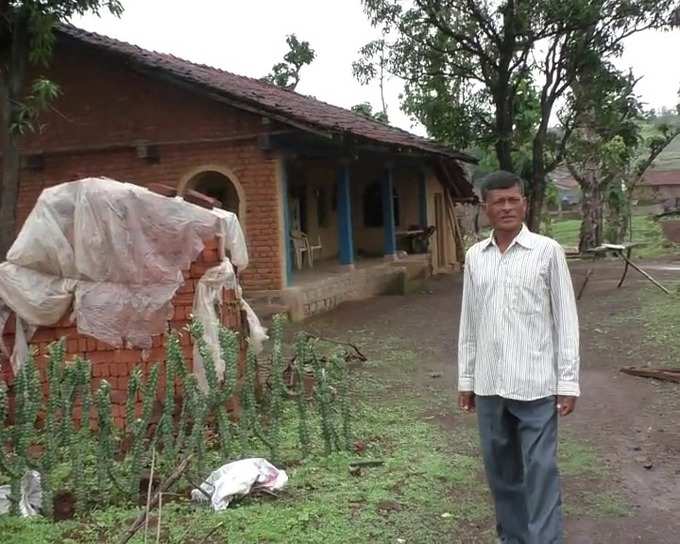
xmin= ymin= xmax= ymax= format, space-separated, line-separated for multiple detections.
xmin=0 ymin=334 xmax=628 ymax=543
xmin=550 ymin=219 xmax=581 ymax=248
xmin=548 ymin=215 xmax=680 ymax=258
xmin=639 ymin=283 xmax=680 ymax=367
xmin=0 ymin=341 xmax=495 ymax=544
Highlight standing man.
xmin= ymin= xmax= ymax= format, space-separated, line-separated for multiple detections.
xmin=458 ymin=171 xmax=580 ymax=544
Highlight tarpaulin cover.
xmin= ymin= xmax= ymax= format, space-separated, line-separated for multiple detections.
xmin=0 ymin=177 xmax=258 ymax=375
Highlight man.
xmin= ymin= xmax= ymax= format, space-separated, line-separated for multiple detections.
xmin=458 ymin=171 xmax=580 ymax=544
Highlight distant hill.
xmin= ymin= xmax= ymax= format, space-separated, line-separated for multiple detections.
xmin=642 ymin=114 xmax=680 ymax=171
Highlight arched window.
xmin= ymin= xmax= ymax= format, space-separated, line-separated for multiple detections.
xmin=363 ymin=181 xmax=400 ymax=227
xmin=186 ymin=170 xmax=240 ymax=217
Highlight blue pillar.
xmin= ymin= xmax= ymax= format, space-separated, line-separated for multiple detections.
xmin=382 ymin=164 xmax=397 ymax=258
xmin=418 ymin=170 xmax=428 ymax=227
xmin=281 ymin=159 xmax=293 ymax=285
xmin=336 ymin=162 xmax=355 ymax=268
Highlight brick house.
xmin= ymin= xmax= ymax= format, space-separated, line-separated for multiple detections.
xmin=9 ymin=25 xmax=475 ymax=319
xmin=637 ymin=170 xmax=680 ymax=211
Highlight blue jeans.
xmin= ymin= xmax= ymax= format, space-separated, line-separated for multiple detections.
xmin=476 ymin=396 xmax=563 ymax=544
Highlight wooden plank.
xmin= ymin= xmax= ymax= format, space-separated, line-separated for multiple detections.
xmin=620 ymin=367 xmax=680 ymax=384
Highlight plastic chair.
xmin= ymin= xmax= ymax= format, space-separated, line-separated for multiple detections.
xmin=290 ymin=230 xmax=310 ymax=270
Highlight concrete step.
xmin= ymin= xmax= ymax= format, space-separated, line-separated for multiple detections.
xmin=248 ymin=301 xmax=290 ymax=322
xmin=244 ymin=290 xmax=287 ymax=307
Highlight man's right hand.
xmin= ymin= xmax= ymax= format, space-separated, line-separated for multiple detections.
xmin=458 ymin=391 xmax=476 ymax=413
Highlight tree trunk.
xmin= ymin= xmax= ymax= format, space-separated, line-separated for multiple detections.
xmin=578 ymin=177 xmax=604 ymax=253
xmin=604 ymin=189 xmax=628 ymax=244
xmin=527 ymin=130 xmax=548 ymax=231
xmin=494 ymin=96 xmax=514 ymax=172
xmin=0 ymin=112 xmax=21 ymax=260
xmin=0 ymin=12 xmax=28 ymax=260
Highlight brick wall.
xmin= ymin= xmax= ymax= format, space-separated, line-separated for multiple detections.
xmin=1 ymin=238 xmax=246 ymax=429
xmin=11 ymin=39 xmax=284 ymax=291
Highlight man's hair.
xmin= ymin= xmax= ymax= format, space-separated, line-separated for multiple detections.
xmin=480 ymin=170 xmax=525 ymax=201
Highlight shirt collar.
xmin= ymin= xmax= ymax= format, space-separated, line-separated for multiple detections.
xmin=482 ymin=224 xmax=534 ymax=251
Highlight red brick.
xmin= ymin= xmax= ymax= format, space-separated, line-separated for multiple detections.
xmin=55 ymin=314 xmax=73 ymax=328
xmin=202 ymin=249 xmax=218 ymax=263
xmin=32 ymin=328 xmax=56 ymax=343
xmin=91 ymin=362 xmax=107 ymax=377
xmin=173 ymin=294 xmax=194 ymax=306
xmin=57 ymin=327 xmax=79 ymax=340
xmin=190 ymin=262 xmax=211 ymax=278
xmin=177 ymin=279 xmax=194 ymax=295
xmin=87 ymin=352 xmax=112 ymax=365
xmin=145 ymin=348 xmax=165 ymax=363
xmin=114 ymin=350 xmax=141 ymax=364
xmin=203 ymin=238 xmax=219 ymax=251
xmin=110 ymin=390 xmax=127 ymax=404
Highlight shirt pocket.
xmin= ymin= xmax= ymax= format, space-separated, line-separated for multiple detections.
xmin=509 ymin=269 xmax=548 ymax=315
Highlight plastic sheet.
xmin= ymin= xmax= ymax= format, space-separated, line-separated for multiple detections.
xmin=0 ymin=178 xmax=254 ymax=372
xmin=192 ymin=260 xmax=239 ymax=392
xmin=192 ymin=262 xmax=268 ymax=392
xmin=191 ymin=458 xmax=288 ymax=511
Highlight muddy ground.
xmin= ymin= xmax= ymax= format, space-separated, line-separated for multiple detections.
xmin=292 ymin=259 xmax=680 ymax=544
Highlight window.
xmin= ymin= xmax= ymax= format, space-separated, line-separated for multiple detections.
xmin=363 ymin=181 xmax=400 ymax=227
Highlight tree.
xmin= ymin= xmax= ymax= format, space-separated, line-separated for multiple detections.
xmin=565 ymin=62 xmax=642 ymax=251
xmin=566 ymin=66 xmax=680 ymax=250
xmin=264 ymin=34 xmax=315 ymax=91
xmin=353 ymin=38 xmax=390 ymax=121
xmin=616 ymin=116 xmax=680 ymax=240
xmin=0 ymin=1 xmax=123 ymax=259
xmin=351 ymin=101 xmax=389 ymax=123
xmin=359 ymin=0 xmax=678 ymax=230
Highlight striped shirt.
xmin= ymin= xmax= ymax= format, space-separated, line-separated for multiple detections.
xmin=457 ymin=225 xmax=580 ymax=400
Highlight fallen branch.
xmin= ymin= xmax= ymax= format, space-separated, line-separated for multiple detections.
xmin=349 ymin=459 xmax=385 ymax=468
xmin=577 ymin=268 xmax=593 ymax=301
xmin=620 ymin=367 xmax=680 ymax=384
xmin=302 ymin=333 xmax=367 ymax=362
xmin=200 ymin=522 xmax=225 ymax=544
xmin=118 ymin=455 xmax=193 ymax=544
xmin=143 ymin=448 xmax=156 ymax=544
xmin=186 ymin=474 xmax=213 ymax=501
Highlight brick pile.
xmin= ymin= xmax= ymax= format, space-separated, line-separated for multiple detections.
xmin=0 ymin=237 xmax=246 ymax=428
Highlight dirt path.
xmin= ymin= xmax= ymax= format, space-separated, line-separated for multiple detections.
xmin=294 ymin=261 xmax=680 ymax=544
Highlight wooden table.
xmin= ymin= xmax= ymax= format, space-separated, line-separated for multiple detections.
xmin=577 ymin=242 xmax=670 ymax=300
xmin=395 ymin=229 xmax=426 ymax=254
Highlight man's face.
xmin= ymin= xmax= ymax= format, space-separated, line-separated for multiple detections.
xmin=483 ymin=184 xmax=527 ymax=233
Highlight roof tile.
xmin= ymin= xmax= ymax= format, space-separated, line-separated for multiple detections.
xmin=57 ymin=25 xmax=476 ymax=164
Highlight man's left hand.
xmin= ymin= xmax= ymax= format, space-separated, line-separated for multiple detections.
xmin=556 ymin=396 xmax=577 ymax=416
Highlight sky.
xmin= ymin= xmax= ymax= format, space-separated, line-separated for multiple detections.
xmin=72 ymin=0 xmax=680 ymax=136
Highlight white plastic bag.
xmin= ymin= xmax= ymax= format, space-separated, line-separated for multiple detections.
xmin=0 ymin=471 xmax=42 ymax=517
xmin=191 ymin=458 xmax=288 ymax=511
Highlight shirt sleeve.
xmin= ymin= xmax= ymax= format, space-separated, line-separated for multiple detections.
xmin=457 ymin=254 xmax=476 ymax=392
xmin=549 ymin=244 xmax=581 ymax=396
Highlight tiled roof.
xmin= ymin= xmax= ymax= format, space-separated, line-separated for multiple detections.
xmin=642 ymin=170 xmax=680 ymax=187
xmin=549 ymin=166 xmax=580 ymax=191
xmin=57 ymin=25 xmax=476 ymax=164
